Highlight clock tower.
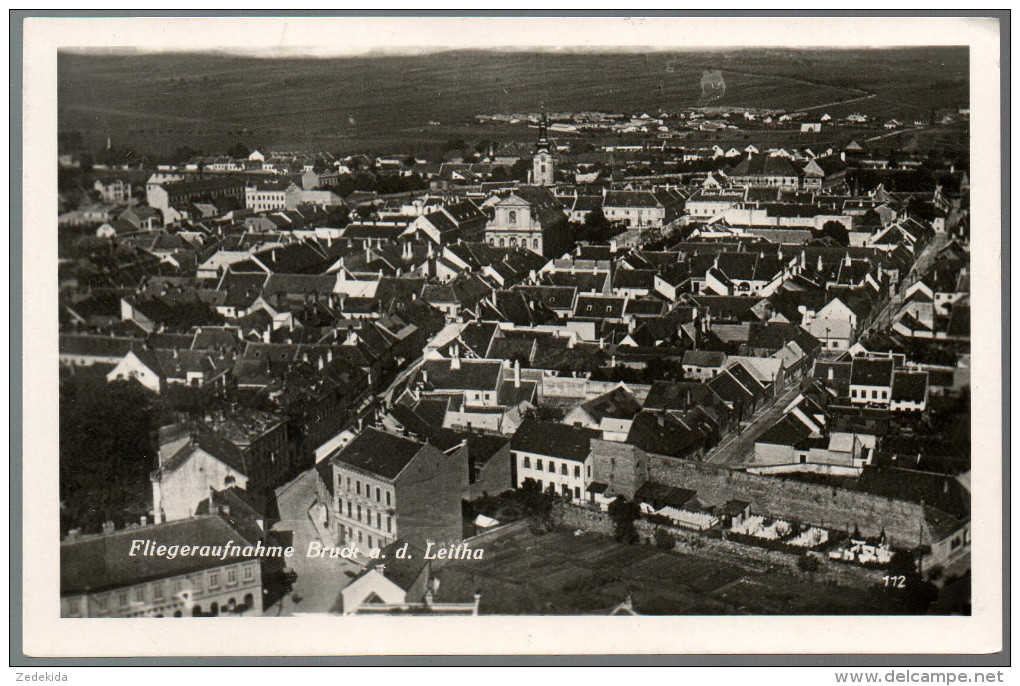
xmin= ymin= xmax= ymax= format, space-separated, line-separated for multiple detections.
xmin=532 ymin=110 xmax=555 ymax=186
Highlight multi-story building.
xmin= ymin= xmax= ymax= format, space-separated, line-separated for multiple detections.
xmin=60 ymin=515 xmax=269 ymax=618
xmin=510 ymin=418 xmax=599 ymax=503
xmin=318 ymin=428 xmax=465 ymax=552
xmin=848 ymin=356 xmax=895 ymax=406
xmin=484 ymin=186 xmax=569 ymax=258
xmin=245 ymin=179 xmax=291 ymax=212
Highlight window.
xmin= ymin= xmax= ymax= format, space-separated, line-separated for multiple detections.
xmin=208 ymin=573 xmax=219 ymax=589
xmin=357 ymin=505 xmax=362 ymax=521
xmin=574 ymin=466 xmax=581 ymax=478
xmin=172 ymin=579 xmax=183 ymax=595
xmin=508 ymin=210 xmax=517 ymax=225
xmin=153 ymin=583 xmax=164 ymax=601
xmin=523 ymin=456 xmax=531 ymax=468
xmin=561 ymin=485 xmax=570 ymax=497
xmin=386 ymin=516 xmax=392 ymax=533
xmin=871 ymin=390 xmax=878 ymax=399
xmin=118 ymin=591 xmax=129 ymax=607
xmin=533 ymin=239 xmax=540 ymax=249
xmin=347 ymin=502 xmax=352 ymax=518
xmin=338 ymin=496 xmax=343 ymax=512
xmin=227 ymin=569 xmax=238 ymax=586
xmin=368 ymin=536 xmax=373 ymax=549
xmin=135 ymin=587 xmax=145 ymax=603
xmin=561 ymin=464 xmax=568 ymax=475
xmin=574 ymin=487 xmax=581 ymax=499
xmin=376 ymin=512 xmax=381 ymax=529
xmin=357 ymin=531 xmax=363 ymax=543
xmin=376 ymin=487 xmax=381 ymax=502
xmin=243 ymin=565 xmax=255 ymax=582
xmin=346 ymin=476 xmax=351 ymax=491
xmin=587 ymin=465 xmax=591 ymax=478
xmin=536 ymin=479 xmax=542 ymax=490
xmin=851 ymin=389 xmax=857 ymax=398
xmin=96 ymin=594 xmax=108 ymax=611
xmin=356 ymin=481 xmax=361 ymax=495
xmin=536 ymin=459 xmax=543 ymax=471
xmin=386 ymin=491 xmax=391 ymax=506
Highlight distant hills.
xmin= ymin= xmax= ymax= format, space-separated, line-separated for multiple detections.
xmin=58 ymin=47 xmax=968 ymax=156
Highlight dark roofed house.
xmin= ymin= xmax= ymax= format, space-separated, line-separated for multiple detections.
xmin=626 ymin=411 xmax=711 ymax=461
xmin=320 ymin=427 xmax=465 ymax=550
xmin=849 ymin=357 xmax=895 ymax=406
xmin=890 ymin=371 xmax=929 ymax=412
xmin=511 ymin=418 xmax=600 ymax=503
xmin=60 ymin=513 xmax=275 ymax=617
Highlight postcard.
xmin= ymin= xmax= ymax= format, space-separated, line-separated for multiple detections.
xmin=17 ymin=13 xmax=1003 ymax=658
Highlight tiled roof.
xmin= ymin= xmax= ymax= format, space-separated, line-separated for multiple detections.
xmin=510 ymin=418 xmax=598 ymax=463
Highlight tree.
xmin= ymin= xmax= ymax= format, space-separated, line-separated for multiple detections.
xmin=312 ymin=158 xmax=329 ymax=174
xmin=654 ymin=528 xmax=676 ymax=550
xmin=607 ymin=496 xmax=641 ymax=544
xmin=60 ymin=377 xmax=158 ymax=535
xmin=225 ymin=142 xmax=249 ymax=158
xmin=510 ymin=159 xmax=531 ymax=182
xmin=818 ymin=220 xmax=850 ymax=246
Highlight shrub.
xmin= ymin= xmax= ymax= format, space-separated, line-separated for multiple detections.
xmin=797 ymin=554 xmax=821 ymax=573
xmin=654 ymin=528 xmax=677 ymax=551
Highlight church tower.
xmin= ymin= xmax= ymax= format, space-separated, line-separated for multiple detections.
xmin=532 ymin=109 xmax=555 ymax=186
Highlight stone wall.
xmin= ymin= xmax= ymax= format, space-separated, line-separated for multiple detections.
xmin=551 ymin=502 xmax=884 ymax=587
xmin=644 ymin=455 xmax=931 ymax=548
xmin=539 ymin=376 xmax=651 ymax=404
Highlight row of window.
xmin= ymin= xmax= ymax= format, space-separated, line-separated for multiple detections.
xmin=488 ymin=236 xmax=541 ymax=249
xmin=69 ymin=563 xmax=256 ymax=616
xmin=342 ymin=526 xmax=390 ymax=552
xmin=521 ymin=455 xmax=582 ymax=479
xmin=529 ymin=479 xmax=582 ymax=500
xmin=851 ymin=387 xmax=889 ymax=400
xmin=339 ymin=498 xmax=393 ymax=534
xmin=337 ymin=474 xmax=392 ymax=506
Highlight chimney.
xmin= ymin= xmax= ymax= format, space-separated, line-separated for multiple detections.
xmin=827 ymin=367 xmax=834 ymax=381
xmin=513 ymin=359 xmax=521 ymax=388
xmin=816 ymin=255 xmax=823 ymax=273
xmin=451 ymin=344 xmax=461 ymax=370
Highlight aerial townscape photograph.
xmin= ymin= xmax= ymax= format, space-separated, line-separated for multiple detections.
xmin=53 ymin=32 xmax=976 ymax=623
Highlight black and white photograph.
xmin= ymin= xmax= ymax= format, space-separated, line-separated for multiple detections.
xmin=15 ymin=13 xmax=1005 ymax=661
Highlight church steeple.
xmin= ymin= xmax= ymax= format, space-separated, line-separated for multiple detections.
xmin=536 ymin=105 xmax=551 ymax=154
xmin=532 ymin=104 xmax=555 ymax=186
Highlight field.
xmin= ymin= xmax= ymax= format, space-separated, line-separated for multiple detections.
xmin=58 ymin=47 xmax=968 ymax=156
xmin=433 ymin=528 xmax=894 ymax=615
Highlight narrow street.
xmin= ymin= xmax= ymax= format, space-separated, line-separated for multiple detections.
xmin=705 ymin=382 xmax=804 ymax=466
xmin=267 ymin=468 xmax=359 ymax=616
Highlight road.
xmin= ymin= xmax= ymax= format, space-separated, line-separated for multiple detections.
xmin=705 ymin=382 xmax=804 ymax=466
xmin=865 ymin=230 xmax=950 ymax=335
xmin=790 ymin=92 xmax=876 ymax=116
xmin=267 ymin=468 xmax=358 ymax=616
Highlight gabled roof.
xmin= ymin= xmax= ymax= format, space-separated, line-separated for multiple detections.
xmin=510 ymin=418 xmax=599 ymax=462
xmin=850 ymin=357 xmax=895 ymax=386
xmin=422 ymin=358 xmax=502 ymax=392
xmin=328 ymin=427 xmax=427 ymax=480
xmin=61 ymin=515 xmax=263 ymax=595
xmin=580 ymin=386 xmax=642 ymax=422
